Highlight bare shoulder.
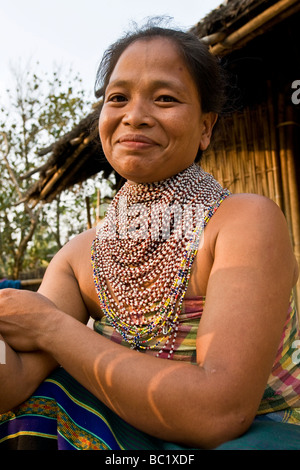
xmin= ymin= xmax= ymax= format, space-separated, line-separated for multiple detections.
xmin=215 ymin=193 xmax=291 ymax=242
xmin=62 ymin=227 xmax=97 ymax=254
xmin=38 ymin=228 xmax=98 ymax=315
xmin=49 ymin=227 xmax=97 ymax=268
xmin=217 ymin=192 xmax=286 ymax=225
xmin=212 ymin=192 xmax=298 ymax=286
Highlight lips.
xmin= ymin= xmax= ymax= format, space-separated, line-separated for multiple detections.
xmin=118 ymin=134 xmax=157 ymax=145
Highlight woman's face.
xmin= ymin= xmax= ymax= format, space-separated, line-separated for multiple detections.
xmin=99 ymin=37 xmax=217 ymax=183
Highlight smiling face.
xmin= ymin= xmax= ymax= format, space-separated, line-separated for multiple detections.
xmin=99 ymin=37 xmax=217 ymax=183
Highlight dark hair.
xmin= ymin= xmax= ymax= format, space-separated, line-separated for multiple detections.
xmin=94 ymin=22 xmax=227 ymax=162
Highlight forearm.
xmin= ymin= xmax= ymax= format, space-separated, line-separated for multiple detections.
xmin=0 ymin=334 xmax=58 ymax=414
xmin=0 ymin=335 xmax=23 ymax=413
xmin=40 ymin=313 xmax=250 ymax=448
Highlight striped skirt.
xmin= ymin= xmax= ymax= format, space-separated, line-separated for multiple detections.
xmin=1 ymin=367 xmax=300 ymax=450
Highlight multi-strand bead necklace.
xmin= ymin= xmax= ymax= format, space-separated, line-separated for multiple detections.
xmin=91 ymin=164 xmax=230 ymax=356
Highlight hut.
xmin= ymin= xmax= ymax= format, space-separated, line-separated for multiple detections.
xmin=24 ymin=0 xmax=300 ymax=310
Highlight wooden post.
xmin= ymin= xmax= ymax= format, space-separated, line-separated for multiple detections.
xmin=96 ymin=188 xmax=101 ymax=224
xmin=86 ymin=196 xmax=92 ymax=229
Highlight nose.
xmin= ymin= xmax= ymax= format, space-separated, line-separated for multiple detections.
xmin=122 ymin=97 xmax=154 ymax=128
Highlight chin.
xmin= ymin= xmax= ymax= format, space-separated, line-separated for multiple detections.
xmin=110 ymin=155 xmax=191 ymax=183
xmin=125 ymin=170 xmax=180 ymax=184
xmin=112 ymin=159 xmax=159 ymax=183
xmin=123 ymin=172 xmax=158 ymax=184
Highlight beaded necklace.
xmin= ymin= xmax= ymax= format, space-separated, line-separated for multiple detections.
xmin=91 ymin=164 xmax=230 ymax=357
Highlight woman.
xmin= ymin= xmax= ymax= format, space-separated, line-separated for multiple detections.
xmin=0 ymin=25 xmax=299 ymax=450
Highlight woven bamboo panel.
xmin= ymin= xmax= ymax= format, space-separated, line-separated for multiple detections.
xmin=201 ymin=101 xmax=300 ymax=316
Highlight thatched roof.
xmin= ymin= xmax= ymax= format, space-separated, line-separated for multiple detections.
xmin=24 ymin=0 xmax=300 ymax=204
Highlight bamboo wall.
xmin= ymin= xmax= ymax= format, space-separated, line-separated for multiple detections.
xmin=201 ymin=98 xmax=300 ymax=317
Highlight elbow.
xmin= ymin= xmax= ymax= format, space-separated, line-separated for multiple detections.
xmin=0 ymin=400 xmax=17 ymax=415
xmin=199 ymin=410 xmax=255 ymax=449
xmin=0 ymin=405 xmax=12 ymax=415
xmin=190 ymin=395 xmax=259 ymax=449
xmin=184 ymin=369 xmax=262 ymax=449
xmin=167 ymin=397 xmax=257 ymax=449
xmin=0 ymin=395 xmax=26 ymax=415
xmin=181 ymin=387 xmax=258 ymax=449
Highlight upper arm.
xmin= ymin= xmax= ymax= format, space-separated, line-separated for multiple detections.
xmin=196 ymin=194 xmax=297 ymax=419
xmin=38 ymin=231 xmax=92 ymax=324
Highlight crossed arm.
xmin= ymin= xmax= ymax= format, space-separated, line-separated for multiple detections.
xmin=0 ymin=194 xmax=298 ymax=448
xmin=0 ymin=251 xmax=90 ymax=413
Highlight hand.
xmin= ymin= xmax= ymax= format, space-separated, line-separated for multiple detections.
xmin=0 ymin=288 xmax=60 ymax=352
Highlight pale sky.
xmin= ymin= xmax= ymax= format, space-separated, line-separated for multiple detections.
xmin=0 ymin=0 xmax=222 ymax=100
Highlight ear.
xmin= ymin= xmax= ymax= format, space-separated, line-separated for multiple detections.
xmin=199 ymin=113 xmax=218 ymax=151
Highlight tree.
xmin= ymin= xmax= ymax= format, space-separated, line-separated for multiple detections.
xmin=0 ymin=62 xmax=92 ymax=279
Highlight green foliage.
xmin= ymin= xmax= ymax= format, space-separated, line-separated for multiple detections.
xmin=0 ymin=61 xmax=96 ymax=279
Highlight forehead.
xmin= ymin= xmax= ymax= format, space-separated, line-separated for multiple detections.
xmin=108 ymin=37 xmax=196 ymax=89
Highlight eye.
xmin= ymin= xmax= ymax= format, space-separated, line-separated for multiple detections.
xmin=156 ymin=95 xmax=179 ymax=103
xmin=107 ymin=94 xmax=127 ymax=103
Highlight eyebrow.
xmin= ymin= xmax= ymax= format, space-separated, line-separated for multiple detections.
xmin=106 ymin=78 xmax=186 ymax=93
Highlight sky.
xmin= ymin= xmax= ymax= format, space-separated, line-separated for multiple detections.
xmin=0 ymin=0 xmax=222 ymax=101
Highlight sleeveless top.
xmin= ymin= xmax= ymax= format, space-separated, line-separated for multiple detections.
xmin=93 ymin=183 xmax=300 ymax=423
